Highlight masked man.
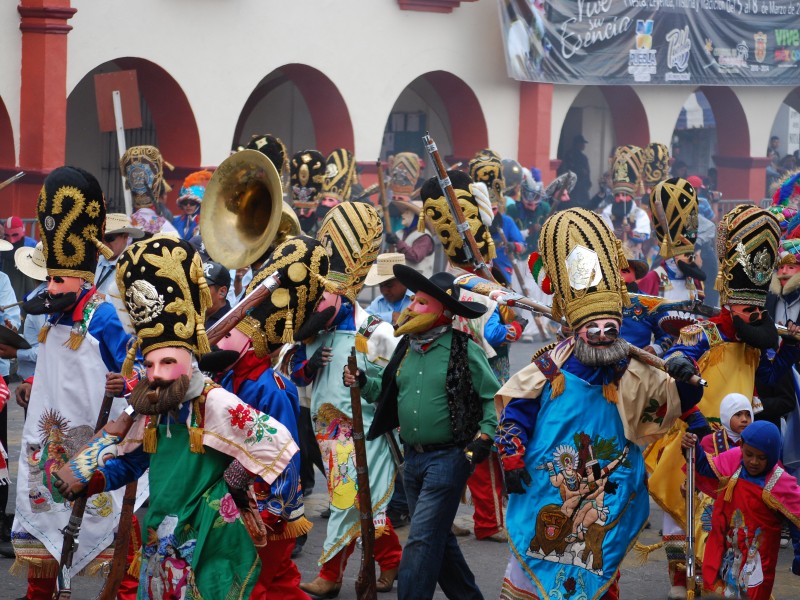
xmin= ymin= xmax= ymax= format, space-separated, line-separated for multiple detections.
xmin=644 ymin=206 xmax=800 ymax=599
xmin=121 ymin=145 xmax=179 ymax=236
xmin=496 ymin=208 xmax=703 ymax=600
xmin=290 ymin=202 xmax=403 ymax=598
xmin=600 ymin=146 xmax=650 ymax=259
xmin=211 ymin=235 xmax=329 ymax=598
xmin=290 ymin=149 xmax=326 ymax=235
xmin=10 ymin=167 xmax=146 ymax=599
xmin=346 ymin=265 xmax=499 ymax=600
xmin=54 ymin=235 xmax=298 ymax=599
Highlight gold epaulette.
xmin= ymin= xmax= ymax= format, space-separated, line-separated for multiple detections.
xmin=677 ymin=320 xmax=721 ymax=348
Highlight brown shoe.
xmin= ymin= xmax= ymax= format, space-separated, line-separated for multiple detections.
xmin=376 ymin=567 xmax=398 ymax=593
xmin=299 ymin=577 xmax=342 ymax=599
xmin=451 ymin=523 xmax=471 ymax=537
xmin=479 ymin=529 xmax=508 ymax=542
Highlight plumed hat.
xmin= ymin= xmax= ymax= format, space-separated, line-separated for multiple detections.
xmin=611 ymin=145 xmax=644 ymax=196
xmin=321 ymin=148 xmax=356 ymax=203
xmin=469 ymin=149 xmax=505 ymax=207
xmin=649 ymin=177 xmax=699 ymax=259
xmin=246 ymin=134 xmax=289 ymax=182
xmin=389 ymin=152 xmax=421 ymax=199
xmin=316 ymin=201 xmax=383 ymax=302
xmin=116 ymin=236 xmax=212 ymax=376
xmin=768 ymin=171 xmax=800 ymax=231
xmin=120 ymin=145 xmax=164 ymax=209
xmin=420 ymin=170 xmax=496 ymax=268
xmin=538 ymin=208 xmax=630 ymax=329
xmin=641 ymin=142 xmax=671 ymax=187
xmin=715 ymin=205 xmax=781 ymax=307
xmin=290 ymin=150 xmax=326 ymax=210
xmin=38 ymin=166 xmax=111 ymax=283
xmin=237 ymin=236 xmax=330 ymax=356
xmin=177 ymin=169 xmax=213 ymax=206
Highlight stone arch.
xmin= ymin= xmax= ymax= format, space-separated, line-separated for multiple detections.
xmin=66 ymin=57 xmax=200 ymax=212
xmin=234 ymin=64 xmax=354 ymax=156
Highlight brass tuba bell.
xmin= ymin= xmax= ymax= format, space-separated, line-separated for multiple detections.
xmin=200 ymin=149 xmax=283 ymax=269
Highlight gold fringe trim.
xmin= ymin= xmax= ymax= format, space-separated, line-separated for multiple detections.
xmin=632 ymin=541 xmax=664 ymax=566
xmin=127 ymin=549 xmax=142 ymax=577
xmin=189 ymin=427 xmax=205 ymax=454
xmin=143 ymin=423 xmax=158 ymax=454
xmin=281 ymin=310 xmax=294 ymax=345
xmin=354 ymin=333 xmax=369 ymax=355
xmin=9 ymin=557 xmax=59 ymax=578
xmin=602 ymin=382 xmax=618 ymax=404
xmin=267 ymin=516 xmax=314 ymax=541
xmin=678 ymin=327 xmax=703 ymax=347
xmin=550 ymin=372 xmax=565 ymax=398
xmin=38 ymin=323 xmax=50 ymax=343
xmin=66 ymin=331 xmax=85 ymax=350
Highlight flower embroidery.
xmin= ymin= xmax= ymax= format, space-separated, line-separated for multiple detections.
xmin=228 ymin=403 xmax=279 ymax=444
xmin=228 ymin=404 xmax=252 ymax=430
xmin=641 ymin=398 xmax=667 ymax=425
xmin=218 ymin=493 xmax=240 ymax=523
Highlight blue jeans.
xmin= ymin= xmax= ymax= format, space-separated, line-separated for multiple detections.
xmin=398 ymin=446 xmax=483 ymax=600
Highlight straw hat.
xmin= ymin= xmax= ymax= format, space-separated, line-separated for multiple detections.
xmin=15 ymin=242 xmax=47 ymax=281
xmin=105 ymin=213 xmax=145 ymax=239
xmin=0 ymin=239 xmax=11 ymax=252
xmin=365 ymin=253 xmax=406 ymax=286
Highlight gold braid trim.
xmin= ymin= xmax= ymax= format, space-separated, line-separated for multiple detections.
xmin=632 ymin=541 xmax=664 ymax=565
xmin=531 ymin=341 xmax=557 ymax=362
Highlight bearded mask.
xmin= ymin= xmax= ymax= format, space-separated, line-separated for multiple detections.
xmin=394 ymin=291 xmax=448 ymax=336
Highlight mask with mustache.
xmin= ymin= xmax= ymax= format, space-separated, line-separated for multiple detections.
xmin=611 ymin=200 xmax=630 ymax=220
xmin=129 ymin=374 xmax=190 ymax=415
xmin=573 ymin=336 xmax=630 ymax=367
xmin=732 ymin=313 xmax=779 ymax=350
xmin=315 ymin=204 xmax=333 ymax=221
xmin=22 ymin=290 xmax=78 ymax=315
xmin=675 ymin=258 xmax=707 ymax=281
xmin=394 ymin=307 xmax=442 ymax=336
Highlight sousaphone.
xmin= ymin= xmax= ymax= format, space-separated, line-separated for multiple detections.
xmin=201 ymin=149 xmax=284 ymax=269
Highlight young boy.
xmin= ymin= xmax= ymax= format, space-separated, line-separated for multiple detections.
xmin=683 ymin=421 xmax=800 ymax=598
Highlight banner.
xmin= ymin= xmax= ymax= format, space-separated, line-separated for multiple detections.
xmin=499 ymin=0 xmax=800 ymax=85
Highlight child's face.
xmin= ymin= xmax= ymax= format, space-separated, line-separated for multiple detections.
xmin=741 ymin=443 xmax=769 ymax=477
xmin=730 ymin=409 xmax=752 ymax=435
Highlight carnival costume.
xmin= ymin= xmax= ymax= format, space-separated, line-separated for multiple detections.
xmin=600 ymin=146 xmax=650 ymax=256
xmin=120 ymin=145 xmax=178 ymax=236
xmin=11 ymin=168 xmax=147 ymax=598
xmin=58 ymin=236 xmax=298 ymax=599
xmin=290 ymin=149 xmax=326 ymax=234
xmin=495 ymin=208 xmax=700 ymax=600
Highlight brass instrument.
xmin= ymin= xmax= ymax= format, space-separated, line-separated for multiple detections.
xmin=276 ymin=200 xmax=303 ymax=244
xmin=200 ymin=149 xmax=283 ymax=269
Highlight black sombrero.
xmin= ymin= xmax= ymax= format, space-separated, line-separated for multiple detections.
xmin=393 ymin=264 xmax=486 ymax=320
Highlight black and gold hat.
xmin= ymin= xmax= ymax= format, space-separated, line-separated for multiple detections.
xmin=116 ymin=236 xmax=212 ymax=376
xmin=316 ymin=201 xmax=383 ymax=302
xmin=321 ymin=148 xmax=356 ymax=203
xmin=538 ymin=208 xmax=630 ymax=329
xmin=290 ymin=149 xmax=326 ymax=210
xmin=420 ymin=170 xmax=496 ymax=268
xmin=389 ymin=152 xmax=421 ymax=199
xmin=247 ymin=134 xmax=289 ymax=183
xmin=715 ymin=206 xmax=781 ymax=307
xmin=611 ymin=145 xmax=644 ymax=197
xmin=236 ymin=236 xmax=330 ymax=356
xmin=641 ymin=143 xmax=671 ymax=187
xmin=38 ymin=166 xmax=112 ymax=283
xmin=649 ymin=177 xmax=699 ymax=259
xmin=119 ymin=145 xmax=164 ymax=209
xmin=469 ymin=149 xmax=505 ymax=207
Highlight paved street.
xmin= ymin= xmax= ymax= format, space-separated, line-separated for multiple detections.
xmin=1 ymin=338 xmax=797 ymax=599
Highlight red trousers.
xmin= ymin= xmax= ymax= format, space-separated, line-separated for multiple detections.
xmin=467 ymin=452 xmax=505 ymax=539
xmin=318 ymin=518 xmax=402 ymax=583
xmin=250 ymin=537 xmax=309 ymax=599
xmin=26 ymin=515 xmax=140 ymax=600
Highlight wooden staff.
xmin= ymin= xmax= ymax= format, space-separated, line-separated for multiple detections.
xmin=348 ymin=347 xmax=377 ymax=600
xmin=685 ymin=443 xmax=698 ymax=600
xmin=96 ymin=481 xmax=138 ymax=600
xmin=376 ymin=159 xmax=393 ymax=252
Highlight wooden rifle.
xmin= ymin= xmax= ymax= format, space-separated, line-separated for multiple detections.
xmin=0 ymin=171 xmax=24 ymax=192
xmin=96 ymin=481 xmax=137 ymax=600
xmin=685 ymin=443 xmax=699 ymax=599
xmin=55 ymin=393 xmax=116 ymax=599
xmin=348 ymin=348 xmax=377 ymax=599
xmin=422 ymin=133 xmax=493 ymax=281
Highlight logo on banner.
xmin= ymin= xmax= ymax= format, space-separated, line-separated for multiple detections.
xmin=629 ymin=20 xmax=657 ymax=82
xmin=754 ymin=32 xmax=767 ymax=63
xmin=665 ymin=26 xmax=691 ymax=82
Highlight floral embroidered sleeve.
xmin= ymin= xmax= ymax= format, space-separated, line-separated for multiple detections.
xmin=496 ymin=397 xmax=540 ymax=471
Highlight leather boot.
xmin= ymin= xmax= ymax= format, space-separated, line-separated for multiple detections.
xmin=299 ymin=577 xmax=342 ymax=599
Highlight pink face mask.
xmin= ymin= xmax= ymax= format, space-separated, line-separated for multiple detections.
xmin=394 ymin=291 xmax=448 ymax=336
xmin=215 ymin=327 xmax=251 ymax=362
xmin=777 ymin=263 xmax=800 ymax=287
xmin=320 ymin=196 xmax=340 ymax=208
xmin=316 ymin=291 xmax=342 ymax=328
xmin=6 ymin=229 xmax=23 ymax=244
xmin=144 ymin=347 xmax=193 ymax=384
xmin=46 ymin=275 xmax=84 ymax=297
xmin=575 ymin=318 xmax=621 ymax=346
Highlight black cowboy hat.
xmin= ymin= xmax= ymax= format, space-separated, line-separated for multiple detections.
xmin=393 ymin=264 xmax=486 ymax=320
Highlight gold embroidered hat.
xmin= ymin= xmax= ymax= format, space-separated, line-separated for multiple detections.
xmin=290 ymin=149 xmax=326 ymax=209
xmin=38 ymin=166 xmax=112 ymax=283
xmin=116 ymin=236 xmax=212 ymax=375
xmin=611 ymin=145 xmax=645 ymax=197
xmin=321 ymin=148 xmax=356 ymax=203
xmin=236 ymin=235 xmax=330 ymax=356
xmin=468 ymin=149 xmax=505 ymax=208
xmin=538 ymin=207 xmax=630 ymax=329
xmin=389 ymin=152 xmax=421 ymax=199
xmin=715 ymin=205 xmax=781 ymax=307
xmin=316 ymin=201 xmax=383 ymax=302
xmin=641 ymin=142 xmax=671 ymax=187
xmin=246 ymin=133 xmax=289 ymax=183
xmin=119 ymin=145 xmax=164 ymax=209
xmin=649 ymin=177 xmax=699 ymax=259
xmin=420 ymin=169 xmax=496 ymax=268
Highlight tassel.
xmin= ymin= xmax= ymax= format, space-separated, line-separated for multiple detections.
xmin=417 ymin=213 xmax=426 ymax=233
xmin=633 ymin=541 xmax=664 ymax=566
xmin=723 ymin=475 xmax=737 ymax=503
xmin=281 ymin=310 xmax=294 ymax=345
xmin=122 ymin=338 xmax=141 ymax=378
xmin=93 ymin=237 xmax=115 ymax=260
xmin=127 ymin=549 xmax=142 ymax=577
xmin=189 ymin=427 xmax=205 ymax=454
xmin=354 ymin=333 xmax=369 ymax=354
xmin=38 ymin=322 xmax=51 ymax=343
xmin=196 ymin=321 xmax=211 ymax=355
xmin=550 ymin=372 xmax=565 ymax=398
xmin=66 ymin=331 xmax=85 ymax=350
xmin=143 ymin=422 xmax=158 ymax=454
xmin=602 ymin=382 xmax=619 ymax=404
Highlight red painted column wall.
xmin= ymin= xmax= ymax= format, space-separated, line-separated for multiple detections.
xmin=518 ymin=81 xmax=554 ymax=183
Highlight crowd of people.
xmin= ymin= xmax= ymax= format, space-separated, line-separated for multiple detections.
xmin=0 ymin=134 xmax=799 ymax=600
